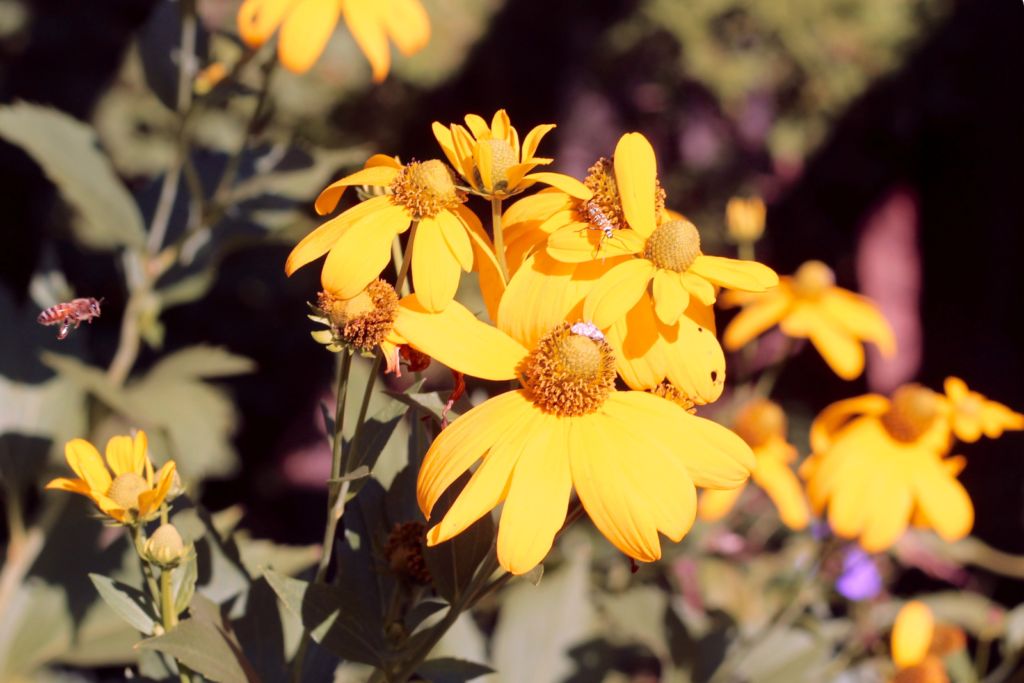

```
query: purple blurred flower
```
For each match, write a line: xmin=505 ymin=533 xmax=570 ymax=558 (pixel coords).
xmin=836 ymin=548 xmax=883 ymax=601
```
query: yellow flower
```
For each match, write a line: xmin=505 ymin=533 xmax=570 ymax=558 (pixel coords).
xmin=285 ymin=155 xmax=504 ymax=315
xmin=722 ymin=260 xmax=896 ymax=380
xmin=943 ymin=377 xmax=1023 ymax=443
xmin=432 ymin=110 xmax=590 ymax=201
xmin=392 ymin=296 xmax=756 ymax=574
xmin=801 ymin=385 xmax=972 ymax=552
xmin=698 ymin=399 xmax=810 ymax=530
xmin=892 ymin=601 xmax=934 ymax=668
xmin=45 ymin=432 xmax=177 ymax=526
xmin=725 ymin=195 xmax=767 ymax=243
xmin=237 ymin=0 xmax=430 ymax=79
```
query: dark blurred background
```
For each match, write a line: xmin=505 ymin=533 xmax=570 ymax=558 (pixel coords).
xmin=0 ymin=0 xmax=1020 ymax=606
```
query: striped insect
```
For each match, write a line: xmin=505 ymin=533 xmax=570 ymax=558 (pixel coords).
xmin=578 ymin=201 xmax=625 ymax=262
xmin=37 ymin=297 xmax=103 ymax=340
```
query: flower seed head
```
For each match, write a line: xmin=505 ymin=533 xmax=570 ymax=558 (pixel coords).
xmin=526 ymin=322 xmax=617 ymax=417
xmin=793 ymin=260 xmax=836 ymax=297
xmin=644 ymin=219 xmax=702 ymax=273
xmin=318 ymin=280 xmax=399 ymax=352
xmin=106 ymin=472 xmax=148 ymax=511
xmin=384 ymin=521 xmax=431 ymax=585
xmin=391 ymin=160 xmax=466 ymax=218
xmin=882 ymin=384 xmax=940 ymax=443
xmin=734 ymin=399 xmax=787 ymax=448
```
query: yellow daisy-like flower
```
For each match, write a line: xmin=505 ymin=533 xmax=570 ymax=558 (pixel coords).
xmin=892 ymin=601 xmax=935 ymax=669
xmin=943 ymin=377 xmax=1023 ymax=443
xmin=45 ymin=432 xmax=177 ymax=526
xmin=391 ymin=296 xmax=756 ymax=574
xmin=432 ymin=110 xmax=590 ymax=201
xmin=285 ymin=155 xmax=504 ymax=315
xmin=698 ymin=399 xmax=810 ymax=530
xmin=722 ymin=260 xmax=896 ymax=381
xmin=237 ymin=0 xmax=430 ymax=79
xmin=800 ymin=384 xmax=972 ymax=553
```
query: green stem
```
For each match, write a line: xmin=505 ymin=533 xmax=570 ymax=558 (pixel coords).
xmin=130 ymin=526 xmax=162 ymax=606
xmin=491 ymin=198 xmax=509 ymax=285
xmin=737 ymin=240 xmax=755 ymax=262
xmin=392 ymin=235 xmax=411 ymax=297
xmin=160 ymin=567 xmax=177 ymax=630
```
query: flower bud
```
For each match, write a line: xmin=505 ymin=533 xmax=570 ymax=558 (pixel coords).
xmin=726 ymin=196 xmax=766 ymax=243
xmin=144 ymin=524 xmax=189 ymax=568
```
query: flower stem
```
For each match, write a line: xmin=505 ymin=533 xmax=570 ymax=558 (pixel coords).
xmin=130 ymin=525 xmax=162 ymax=606
xmin=491 ymin=198 xmax=509 ymax=285
xmin=160 ymin=566 xmax=177 ymax=630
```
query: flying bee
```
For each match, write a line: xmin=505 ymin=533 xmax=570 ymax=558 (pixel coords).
xmin=37 ymin=297 xmax=104 ymax=340
xmin=578 ymin=201 xmax=626 ymax=262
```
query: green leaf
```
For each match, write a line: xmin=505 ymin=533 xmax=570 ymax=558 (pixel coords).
xmin=423 ymin=471 xmax=495 ymax=603
xmin=159 ymin=269 xmax=218 ymax=310
xmin=145 ymin=345 xmax=257 ymax=381
xmin=405 ymin=601 xmax=447 ymax=632
xmin=416 ymin=657 xmax=494 ymax=683
xmin=263 ymin=570 xmax=386 ymax=667
xmin=231 ymin=577 xmax=288 ymax=683
xmin=173 ymin=554 xmax=199 ymax=616
xmin=89 ymin=574 xmax=157 ymax=635
xmin=523 ymin=564 xmax=544 ymax=587
xmin=233 ymin=531 xmax=319 ymax=579
xmin=0 ymin=101 xmax=145 ymax=249
xmin=136 ymin=617 xmax=257 ymax=683
xmin=326 ymin=465 xmax=370 ymax=487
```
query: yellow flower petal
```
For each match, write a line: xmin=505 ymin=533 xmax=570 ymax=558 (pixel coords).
xmin=981 ymin=402 xmax=1024 ymax=437
xmin=679 ymin=271 xmax=716 ymax=306
xmin=411 ymin=217 xmax=462 ymax=312
xmin=96 ymin=495 xmax=128 ymax=523
xmin=139 ymin=461 xmax=176 ymax=518
xmin=689 ymin=255 xmax=775 ymax=292
xmin=315 ymin=166 xmax=399 ymax=216
xmin=503 ymin=189 xmax=573 ymax=226
xmin=45 ymin=477 xmax=92 ymax=495
xmin=451 ymin=125 xmax=478 ymax=189
xmin=606 ymin=293 xmax=665 ymax=390
xmin=722 ymin=288 xmax=792 ymax=351
xmin=567 ymin=413 xmax=661 ymax=562
xmin=427 ymin=404 xmax=545 ymax=547
xmin=321 ymin=201 xmax=409 ymax=298
xmin=464 ymin=114 xmax=490 ymax=139
xmin=547 ymin=224 xmax=644 ymax=263
xmin=782 ymin=303 xmax=865 ymax=380
xmin=944 ymin=377 xmax=969 ymax=403
xmin=893 ymin=601 xmax=934 ymax=669
xmin=473 ymin=139 xmax=494 ymax=193
xmin=810 ymin=394 xmax=890 ymax=454
xmin=490 ymin=110 xmax=511 ymax=144
xmin=381 ymin=0 xmax=430 ymax=56
xmin=584 ymin=259 xmax=656 ymax=330
xmin=652 ymin=270 xmax=689 ymax=325
xmin=660 ymin=304 xmax=726 ymax=405
xmin=287 ymin=196 xmax=394 ymax=276
xmin=952 ymin=413 xmax=982 ymax=443
xmin=341 ymin=0 xmax=390 ymax=82
xmin=497 ymin=252 xmax=576 ymax=350
xmin=753 ymin=455 xmax=809 ymax=531
xmin=418 ymin=390 xmax=533 ymax=516
xmin=65 ymin=438 xmax=111 ymax=495
xmin=435 ymin=210 xmax=473 ymax=271
xmin=697 ymin=486 xmax=745 ymax=522
xmin=237 ymin=0 xmax=298 ymax=48
xmin=432 ymin=122 xmax=461 ymax=170
xmin=522 ymin=124 xmax=556 ymax=162
xmin=497 ymin=414 xmax=573 ymax=574
xmin=132 ymin=431 xmax=148 ymax=477
xmin=458 ymin=205 xmax=504 ymax=321
xmin=278 ymin=0 xmax=342 ymax=74
xmin=521 ymin=173 xmax=593 ymax=200
xmin=613 ymin=133 xmax=657 ymax=238
xmin=828 ymin=450 xmax=876 ymax=540
xmin=396 ymin=296 xmax=528 ymax=380
xmin=913 ymin=456 xmax=973 ymax=543
xmin=820 ymin=289 xmax=896 ymax=357
xmin=105 ymin=435 xmax=136 ymax=478
xmin=858 ymin=462 xmax=912 ymax=552
xmin=504 ymin=162 xmax=542 ymax=191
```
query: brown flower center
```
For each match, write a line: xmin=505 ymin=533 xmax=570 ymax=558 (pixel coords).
xmin=892 ymin=655 xmax=948 ymax=683
xmin=391 ymin=160 xmax=466 ymax=219
xmin=649 ymin=382 xmax=697 ymax=413
xmin=928 ymin=623 xmax=966 ymax=657
xmin=881 ymin=384 xmax=940 ymax=443
xmin=643 ymin=219 xmax=701 ymax=273
xmin=793 ymin=260 xmax=835 ymax=297
xmin=384 ymin=521 xmax=431 ymax=585
xmin=581 ymin=157 xmax=667 ymax=232
xmin=473 ymin=138 xmax=518 ymax=193
xmin=734 ymin=399 xmax=787 ymax=449
xmin=318 ymin=279 xmax=399 ymax=352
xmin=526 ymin=322 xmax=617 ymax=417
xmin=106 ymin=472 xmax=148 ymax=510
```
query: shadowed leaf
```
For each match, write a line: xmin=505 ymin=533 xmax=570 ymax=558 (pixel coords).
xmin=89 ymin=574 xmax=157 ymax=635
xmin=423 ymin=471 xmax=495 ymax=604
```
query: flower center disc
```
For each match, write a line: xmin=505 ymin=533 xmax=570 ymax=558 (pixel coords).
xmin=881 ymin=384 xmax=940 ymax=443
xmin=526 ymin=322 xmax=617 ymax=416
xmin=793 ymin=260 xmax=835 ymax=297
xmin=474 ymin=138 xmax=518 ymax=193
xmin=734 ymin=399 xmax=787 ymax=448
xmin=391 ymin=159 xmax=464 ymax=218
xmin=643 ymin=219 xmax=701 ymax=273
xmin=107 ymin=472 xmax=148 ymax=510
xmin=319 ymin=280 xmax=399 ymax=352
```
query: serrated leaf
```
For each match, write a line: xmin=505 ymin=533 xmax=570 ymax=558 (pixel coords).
xmin=423 ymin=471 xmax=495 ymax=604
xmin=263 ymin=570 xmax=386 ymax=667
xmin=89 ymin=574 xmax=157 ymax=635
xmin=173 ymin=554 xmax=199 ymax=616
xmin=0 ymin=101 xmax=145 ymax=249
xmin=136 ymin=618 xmax=256 ymax=683
xmin=416 ymin=657 xmax=494 ymax=683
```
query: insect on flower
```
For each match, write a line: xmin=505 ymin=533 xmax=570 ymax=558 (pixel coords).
xmin=570 ymin=320 xmax=606 ymax=342
xmin=37 ymin=297 xmax=103 ymax=340
xmin=578 ymin=201 xmax=626 ymax=262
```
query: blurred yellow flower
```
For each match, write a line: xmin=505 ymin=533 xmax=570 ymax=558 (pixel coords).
xmin=393 ymin=296 xmax=755 ymax=574
xmin=285 ymin=155 xmax=503 ymax=314
xmin=699 ymin=399 xmax=810 ymax=530
xmin=892 ymin=601 xmax=934 ymax=668
xmin=943 ymin=376 xmax=1023 ymax=443
xmin=46 ymin=432 xmax=177 ymax=526
xmin=432 ymin=110 xmax=587 ymax=201
xmin=889 ymin=655 xmax=948 ymax=683
xmin=237 ymin=0 xmax=430 ymax=79
xmin=801 ymin=384 xmax=972 ymax=552
xmin=722 ymin=260 xmax=896 ymax=380
xmin=725 ymin=195 xmax=766 ymax=243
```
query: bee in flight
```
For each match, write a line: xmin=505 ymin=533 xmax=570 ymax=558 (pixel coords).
xmin=579 ymin=201 xmax=626 ymax=262
xmin=37 ymin=297 xmax=104 ymax=340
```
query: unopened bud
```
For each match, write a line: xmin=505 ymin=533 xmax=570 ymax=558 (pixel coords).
xmin=144 ymin=524 xmax=188 ymax=568
xmin=726 ymin=196 xmax=766 ymax=243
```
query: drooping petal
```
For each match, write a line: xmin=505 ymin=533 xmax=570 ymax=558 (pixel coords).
xmin=913 ymin=456 xmax=974 ymax=543
xmin=381 ymin=0 xmax=430 ymax=56
xmin=315 ymin=167 xmax=399 ymax=216
xmin=782 ymin=304 xmax=865 ymax=380
xmin=606 ymin=293 xmax=665 ymax=390
xmin=498 ymin=251 xmax=576 ymax=350
xmin=522 ymin=124 xmax=555 ymax=161
xmin=952 ymin=413 xmax=982 ymax=443
xmin=138 ymin=462 xmax=177 ymax=518
xmin=432 ymin=122 xmax=461 ymax=170
xmin=458 ymin=205 xmax=505 ymax=320
xmin=804 ymin=417 xmax=882 ymax=512
xmin=65 ymin=438 xmax=111 ymax=494
xmin=722 ymin=288 xmax=792 ymax=351
xmin=287 ymin=196 xmax=394 ymax=275
xmin=341 ymin=0 xmax=390 ymax=82
xmin=237 ymin=0 xmax=298 ymax=47
xmin=689 ymin=255 xmax=776 ymax=292
xmin=613 ymin=133 xmax=657 ymax=238
xmin=521 ymin=173 xmax=593 ymax=201
xmin=752 ymin=455 xmax=809 ymax=531
xmin=435 ymin=209 xmax=473 ymax=271
xmin=427 ymin=404 xmax=545 ymax=546
xmin=584 ymin=259 xmax=657 ymax=330
xmin=652 ymin=270 xmax=689 ymax=325
xmin=321 ymin=202 xmax=409 ymax=298
xmin=697 ymin=485 xmax=745 ymax=522
xmin=660 ymin=303 xmax=726 ymax=405
xmin=411 ymin=217 xmax=462 ymax=312
xmin=809 ymin=395 xmax=890 ymax=454
xmin=820 ymin=289 xmax=896 ymax=357
xmin=278 ymin=0 xmax=342 ymax=74
xmin=496 ymin=415 xmax=573 ymax=574
xmin=678 ymin=271 xmax=717 ymax=306
xmin=45 ymin=477 xmax=93 ymax=496
xmin=396 ymin=296 xmax=528 ymax=380
xmin=547 ymin=224 xmax=643 ymax=263
xmin=418 ymin=390 xmax=534 ymax=516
